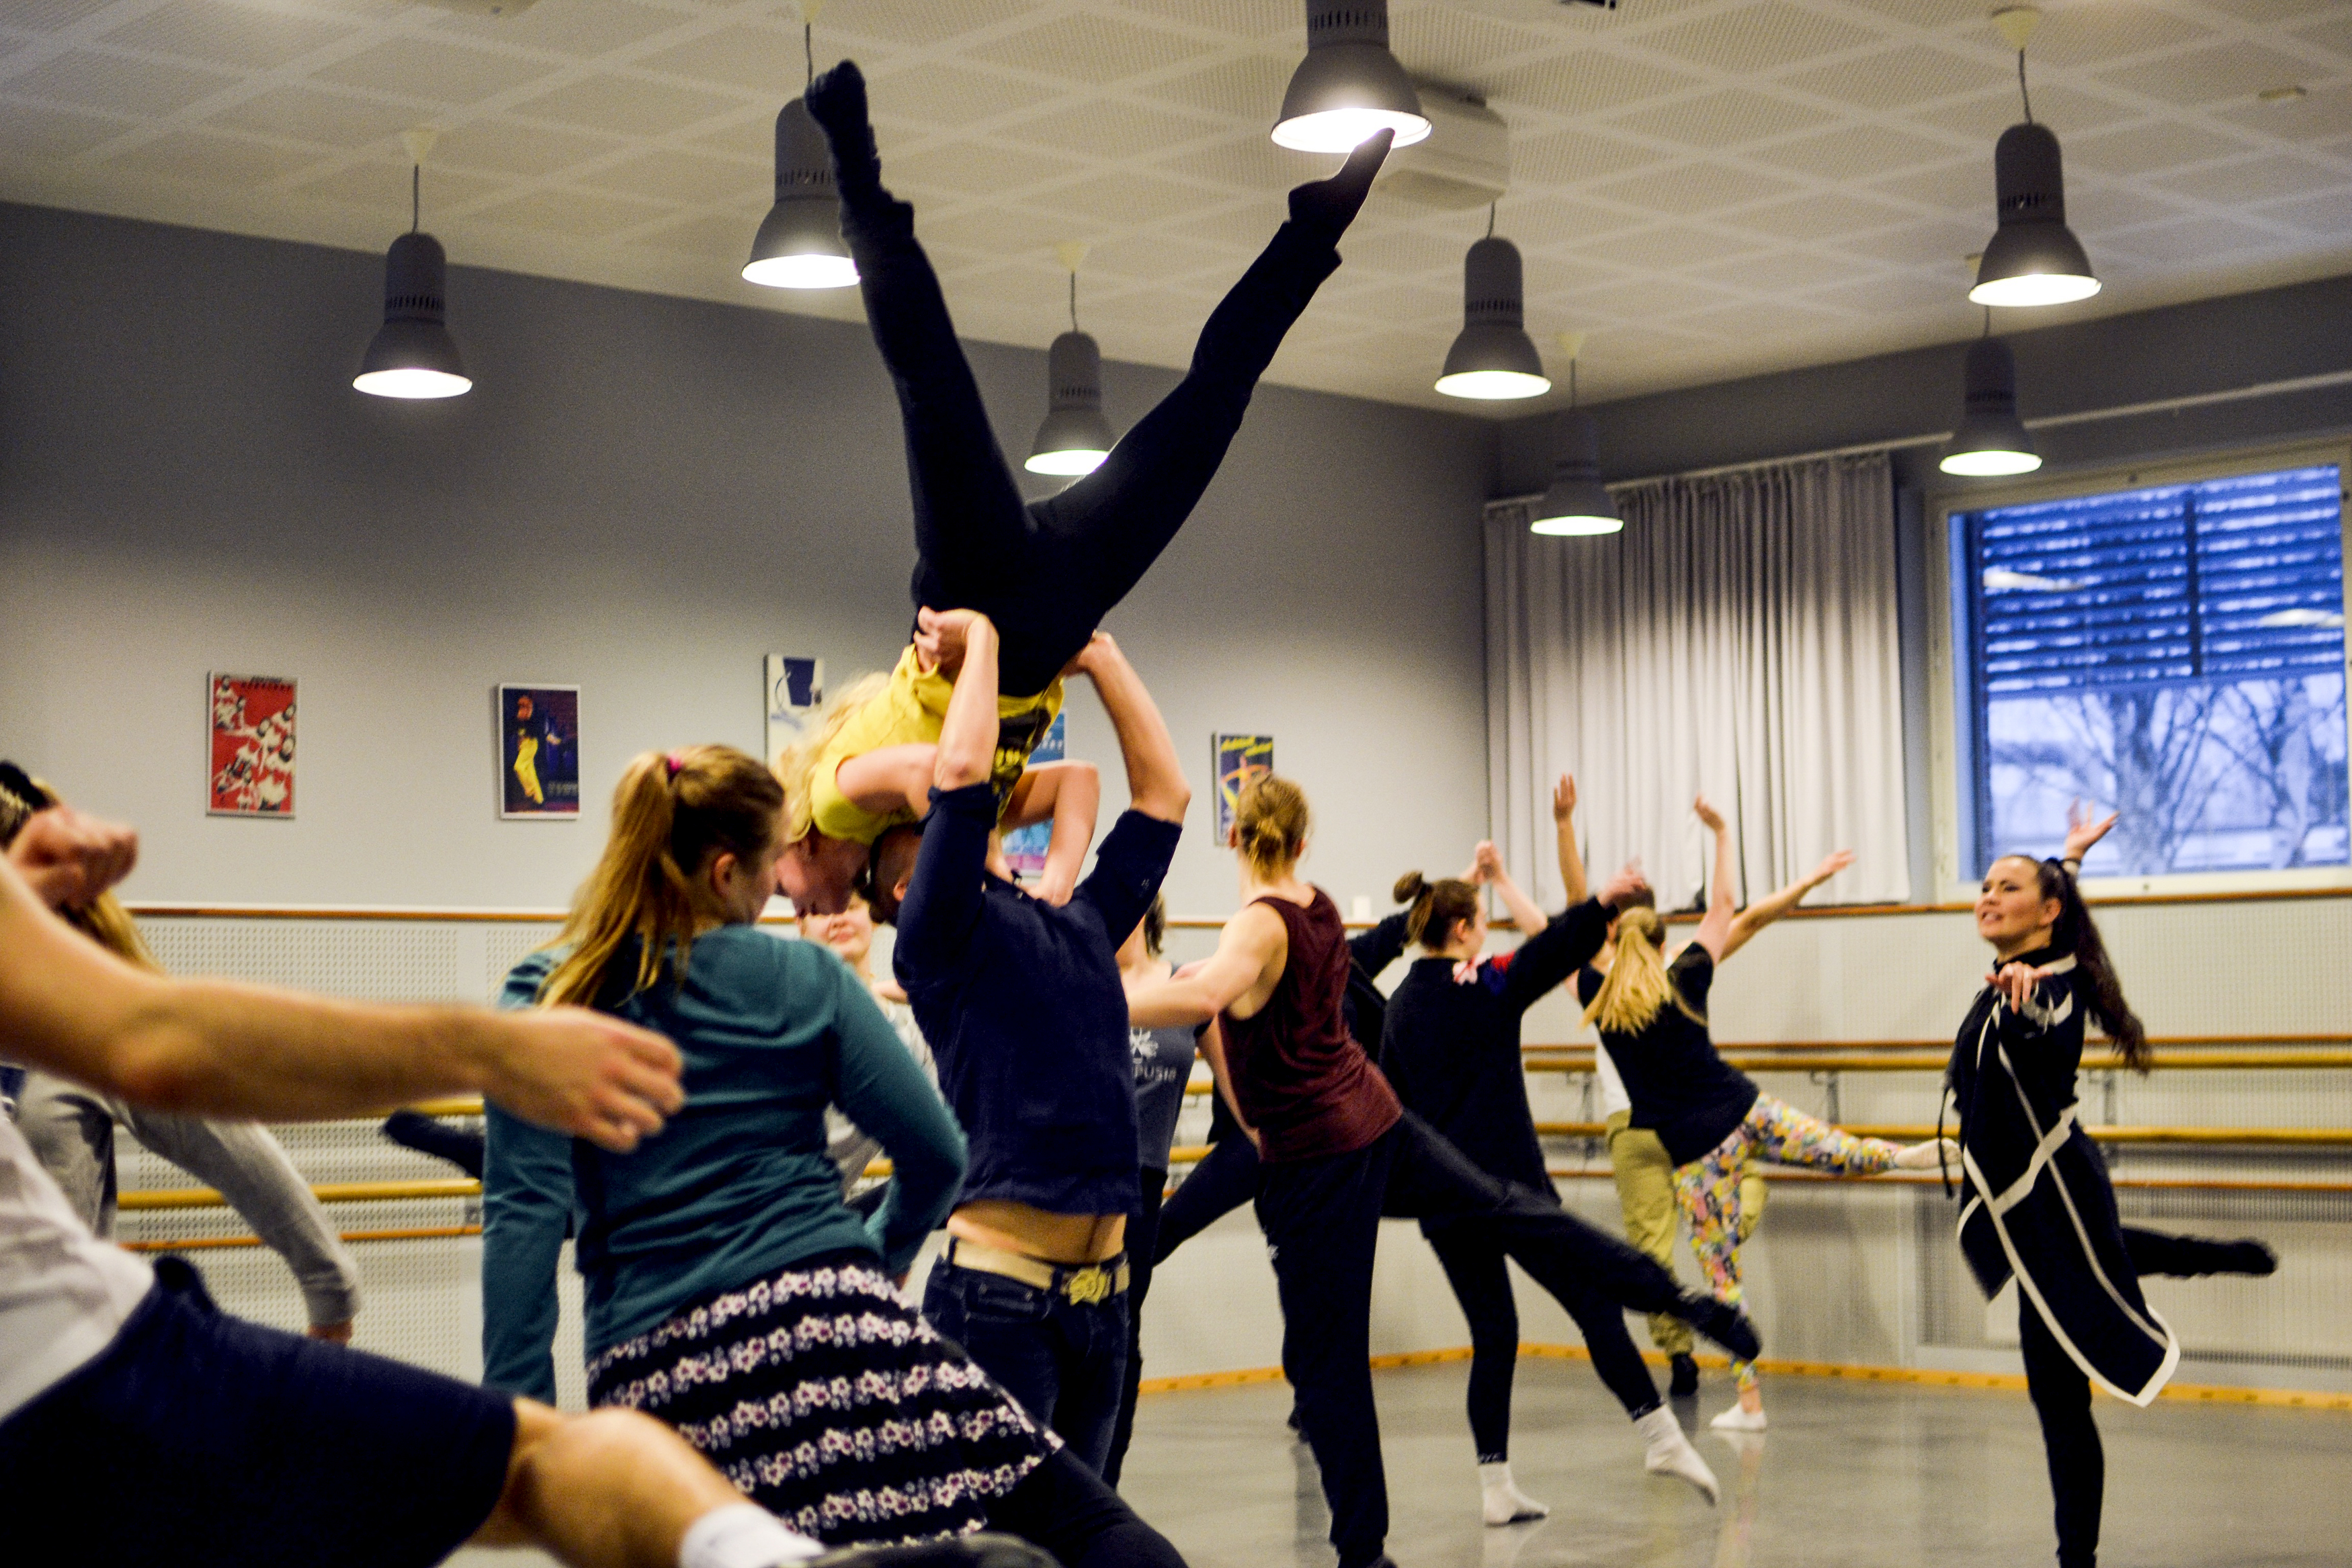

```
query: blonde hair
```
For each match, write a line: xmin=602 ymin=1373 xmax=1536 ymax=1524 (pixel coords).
xmin=0 ymin=768 xmax=163 ymax=975
xmin=1235 ymin=775 xmax=1310 ymax=880
xmin=773 ymin=670 xmax=891 ymax=842
xmin=1582 ymin=906 xmax=1704 ymax=1035
xmin=540 ymin=746 xmax=783 ymax=1009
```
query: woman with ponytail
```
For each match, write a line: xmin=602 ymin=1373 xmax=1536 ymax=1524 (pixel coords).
xmin=1381 ymin=840 xmax=1720 ymax=1523
xmin=1953 ymin=805 xmax=2274 ymax=1568
xmin=1585 ymin=795 xmax=1951 ymax=1434
xmin=1127 ymin=776 xmax=1759 ymax=1568
xmin=482 ymin=747 xmax=1182 ymax=1567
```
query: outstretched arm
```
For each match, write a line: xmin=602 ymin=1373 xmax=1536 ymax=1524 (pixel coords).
xmin=1554 ymin=774 xmax=1587 ymax=905
xmin=1474 ymin=840 xmax=1547 ymax=937
xmin=2062 ymin=799 xmax=2117 ymax=875
xmin=1127 ymin=903 xmax=1286 ymax=1030
xmin=1075 ymin=633 xmax=1191 ymax=824
xmin=1720 ymin=850 xmax=1853 ymax=962
xmin=1690 ymin=795 xmax=1738 ymax=960
xmin=1001 ymin=760 xmax=1100 ymax=906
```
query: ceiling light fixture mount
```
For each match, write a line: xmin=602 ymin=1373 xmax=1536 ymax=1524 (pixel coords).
xmin=1437 ymin=212 xmax=1550 ymax=401
xmin=354 ymin=128 xmax=472 ymax=400
xmin=1530 ymin=355 xmax=1621 ymax=535
xmin=1273 ymin=0 xmax=1432 ymax=154
xmin=1026 ymin=243 xmax=1118 ymax=478
xmin=1969 ymin=7 xmax=2099 ymax=309
xmin=745 ymin=3 xmax=857 ymax=290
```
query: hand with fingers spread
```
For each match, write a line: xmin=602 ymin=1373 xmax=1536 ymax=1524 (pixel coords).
xmin=1552 ymin=773 xmax=1577 ymax=823
xmin=1692 ymin=793 xmax=1726 ymax=833
xmin=8 ymin=806 xmax=138 ymax=912
xmin=482 ymin=1008 xmax=685 ymax=1153
xmin=1987 ymin=959 xmax=2050 ymax=1014
xmin=1597 ymin=860 xmax=1650 ymax=912
xmin=2063 ymin=799 xmax=2118 ymax=865
xmin=1809 ymin=849 xmax=1855 ymax=887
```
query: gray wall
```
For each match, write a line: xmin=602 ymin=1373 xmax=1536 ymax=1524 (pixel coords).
xmin=0 ymin=202 xmax=1499 ymax=916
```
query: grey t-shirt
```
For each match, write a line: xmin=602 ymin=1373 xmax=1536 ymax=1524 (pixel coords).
xmin=1132 ymin=1024 xmax=1198 ymax=1172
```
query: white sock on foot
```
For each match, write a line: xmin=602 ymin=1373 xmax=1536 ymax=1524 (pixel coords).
xmin=1634 ymin=1407 xmax=1719 ymax=1504
xmin=1710 ymin=1402 xmax=1767 ymax=1432
xmin=1478 ymin=1461 xmax=1549 ymax=1526
xmin=1894 ymin=1137 xmax=1960 ymax=1171
xmin=680 ymin=1503 xmax=825 ymax=1568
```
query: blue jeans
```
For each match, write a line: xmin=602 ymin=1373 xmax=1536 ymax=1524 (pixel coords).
xmin=923 ymin=1257 xmax=1130 ymax=1477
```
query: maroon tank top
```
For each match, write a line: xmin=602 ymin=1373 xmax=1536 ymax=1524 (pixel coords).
xmin=1219 ymin=887 xmax=1402 ymax=1164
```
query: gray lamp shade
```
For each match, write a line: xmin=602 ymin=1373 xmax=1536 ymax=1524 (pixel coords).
xmin=1435 ymin=236 xmax=1549 ymax=400
xmin=1025 ymin=331 xmax=1117 ymax=476
xmin=1529 ymin=410 xmax=1620 ymax=535
xmin=353 ymin=231 xmax=470 ymax=400
xmin=744 ymin=98 xmax=857 ymax=290
xmin=1272 ymin=0 xmax=1431 ymax=153
xmin=1940 ymin=336 xmax=2042 ymax=477
xmin=1970 ymin=122 xmax=2098 ymax=308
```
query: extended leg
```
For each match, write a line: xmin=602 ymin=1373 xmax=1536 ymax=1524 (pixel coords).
xmin=985 ymin=1447 xmax=1187 ymax=1568
xmin=2122 ymin=1225 xmax=2277 ymax=1278
xmin=1152 ymin=1132 xmax=1261 ymax=1264
xmin=1425 ymin=1224 xmax=1520 ymax=1464
xmin=1742 ymin=1092 xmax=1901 ymax=1175
xmin=1675 ymin=1135 xmax=1759 ymax=1397
xmin=2018 ymin=1301 xmax=2104 ymax=1568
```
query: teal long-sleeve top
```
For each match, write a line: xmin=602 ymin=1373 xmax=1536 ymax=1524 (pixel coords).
xmin=481 ymin=927 xmax=966 ymax=1402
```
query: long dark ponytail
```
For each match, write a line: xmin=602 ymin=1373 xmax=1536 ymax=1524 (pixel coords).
xmin=2033 ymin=857 xmax=2149 ymax=1073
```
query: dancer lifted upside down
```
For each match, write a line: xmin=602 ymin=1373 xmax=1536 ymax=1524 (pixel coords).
xmin=1954 ymin=806 xmax=2275 ymax=1568
xmin=1583 ymin=795 xmax=1952 ymax=1434
xmin=1126 ymin=777 xmax=1758 ymax=1568
xmin=773 ymin=58 xmax=1392 ymax=916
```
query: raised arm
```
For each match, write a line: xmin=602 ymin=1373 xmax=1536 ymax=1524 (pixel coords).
xmin=1689 ymin=794 xmax=1738 ymax=961
xmin=1126 ymin=902 xmax=1286 ymax=1030
xmin=929 ymin=607 xmax=1001 ymax=792
xmin=1001 ymin=759 xmax=1100 ymax=906
xmin=1553 ymin=773 xmax=1587 ymax=905
xmin=1074 ymin=632 xmax=1191 ymax=824
xmin=1720 ymin=849 xmax=1853 ymax=962
xmin=2062 ymin=799 xmax=2117 ymax=876
xmin=1501 ymin=861 xmax=1648 ymax=1014
xmin=1474 ymin=840 xmax=1547 ymax=937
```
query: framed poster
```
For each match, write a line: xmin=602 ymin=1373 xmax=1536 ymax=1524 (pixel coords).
xmin=765 ymin=655 xmax=825 ymax=769
xmin=208 ymin=673 xmax=296 ymax=818
xmin=1213 ymin=733 xmax=1273 ymax=843
xmin=1001 ymin=712 xmax=1068 ymax=877
xmin=499 ymin=685 xmax=580 ymax=819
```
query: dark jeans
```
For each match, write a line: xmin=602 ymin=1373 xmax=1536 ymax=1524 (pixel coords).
xmin=1152 ymin=1133 xmax=1261 ymax=1264
xmin=1103 ymin=1169 xmax=1165 ymax=1487
xmin=837 ymin=180 xmax=1343 ymax=695
xmin=986 ymin=1446 xmax=1186 ymax=1568
xmin=925 ymin=1257 xmax=1130 ymax=1477
xmin=1257 ymin=1112 xmax=1689 ymax=1568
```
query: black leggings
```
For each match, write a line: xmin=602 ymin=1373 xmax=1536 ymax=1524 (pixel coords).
xmin=2019 ymin=1226 xmax=2263 ymax=1568
xmin=1101 ymin=1168 xmax=1165 ymax=1487
xmin=837 ymin=181 xmax=1343 ymax=696
xmin=986 ymin=1446 xmax=1185 ymax=1568
xmin=1150 ymin=1133 xmax=1261 ymax=1265
xmin=1257 ymin=1113 xmax=1692 ymax=1568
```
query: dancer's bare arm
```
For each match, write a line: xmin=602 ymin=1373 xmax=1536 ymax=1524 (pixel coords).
xmin=830 ymin=743 xmax=939 ymax=821
xmin=1720 ymin=851 xmax=1853 ymax=961
xmin=1001 ymin=760 xmax=1101 ymax=906
xmin=1691 ymin=795 xmax=1738 ymax=959
xmin=1073 ymin=633 xmax=1191 ymax=825
xmin=931 ymin=611 xmax=1001 ymax=792
xmin=1474 ymin=841 xmax=1547 ymax=937
xmin=1195 ymin=1017 xmax=1257 ymax=1149
xmin=1126 ymin=903 xmax=1286 ymax=1029
xmin=1554 ymin=774 xmax=1587 ymax=904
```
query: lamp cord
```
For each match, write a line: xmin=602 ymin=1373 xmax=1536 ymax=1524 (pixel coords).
xmin=804 ymin=22 xmax=813 ymax=89
xmin=2017 ymin=50 xmax=2033 ymax=124
xmin=411 ymin=164 xmax=419 ymax=233
xmin=1569 ymin=359 xmax=1578 ymax=410
xmin=1068 ymin=271 xmax=1078 ymax=333
xmin=1486 ymin=202 xmax=1495 ymax=239
xmin=1983 ymin=304 xmax=1993 ymax=338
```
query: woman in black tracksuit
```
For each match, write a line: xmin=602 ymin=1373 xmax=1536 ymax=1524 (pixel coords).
xmin=1381 ymin=852 xmax=1720 ymax=1524
xmin=1954 ymin=810 xmax=2273 ymax=1568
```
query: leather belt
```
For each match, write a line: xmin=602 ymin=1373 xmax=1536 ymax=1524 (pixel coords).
xmin=943 ymin=1237 xmax=1130 ymax=1305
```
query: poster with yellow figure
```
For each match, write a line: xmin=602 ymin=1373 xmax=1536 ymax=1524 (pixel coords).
xmin=499 ymin=685 xmax=579 ymax=819
xmin=1214 ymin=734 xmax=1273 ymax=844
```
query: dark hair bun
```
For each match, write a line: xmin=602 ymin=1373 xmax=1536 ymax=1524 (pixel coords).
xmin=1393 ymin=869 xmax=1428 ymax=904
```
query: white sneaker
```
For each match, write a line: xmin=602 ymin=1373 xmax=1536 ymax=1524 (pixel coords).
xmin=1894 ymin=1137 xmax=1960 ymax=1172
xmin=1634 ymin=1407 xmax=1719 ymax=1504
xmin=1478 ymin=1461 xmax=1550 ymax=1526
xmin=1710 ymin=1403 xmax=1767 ymax=1432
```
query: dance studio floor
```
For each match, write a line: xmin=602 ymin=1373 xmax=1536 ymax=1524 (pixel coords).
xmin=451 ymin=1361 xmax=2352 ymax=1567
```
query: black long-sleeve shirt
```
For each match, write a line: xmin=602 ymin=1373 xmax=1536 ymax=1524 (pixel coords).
xmin=1378 ymin=900 xmax=1610 ymax=1192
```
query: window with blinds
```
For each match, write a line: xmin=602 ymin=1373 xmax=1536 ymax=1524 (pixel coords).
xmin=1954 ymin=462 xmax=2349 ymax=877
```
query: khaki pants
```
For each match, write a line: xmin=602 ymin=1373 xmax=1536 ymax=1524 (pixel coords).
xmin=1605 ymin=1110 xmax=1767 ymax=1357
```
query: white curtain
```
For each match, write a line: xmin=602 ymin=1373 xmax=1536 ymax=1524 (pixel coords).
xmin=1484 ymin=451 xmax=1909 ymax=911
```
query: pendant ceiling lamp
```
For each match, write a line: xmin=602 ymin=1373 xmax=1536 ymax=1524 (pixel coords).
xmin=1939 ymin=317 xmax=2041 ymax=477
xmin=1435 ymin=213 xmax=1550 ymax=401
xmin=1970 ymin=7 xmax=2098 ymax=308
xmin=354 ymin=129 xmax=471 ymax=400
xmin=745 ymin=9 xmax=855 ymax=290
xmin=1026 ymin=244 xmax=1118 ymax=478
xmin=1272 ymin=0 xmax=1431 ymax=154
xmin=1529 ymin=345 xmax=1620 ymax=535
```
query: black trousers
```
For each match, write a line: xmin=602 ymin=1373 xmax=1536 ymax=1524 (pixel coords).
xmin=1152 ymin=1133 xmax=1261 ymax=1265
xmin=1257 ymin=1112 xmax=1688 ymax=1568
xmin=986 ymin=1446 xmax=1186 ymax=1568
xmin=1101 ymin=1168 xmax=1165 ymax=1488
xmin=837 ymin=182 xmax=1343 ymax=696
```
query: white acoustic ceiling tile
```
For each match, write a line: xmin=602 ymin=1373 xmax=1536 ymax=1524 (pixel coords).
xmin=2096 ymin=41 xmax=2320 ymax=108
xmin=2111 ymin=212 xmax=2293 ymax=261
xmin=5 ymin=50 xmax=239 ymax=117
xmin=427 ymin=0 xmax=687 ymax=58
xmin=433 ymin=117 xmax=631 ymax=177
xmin=0 ymin=98 xmax=136 ymax=159
xmin=1007 ymin=97 xmax=1228 ymax=161
xmin=1517 ymin=250 xmax=1635 ymax=298
xmin=827 ymin=0 xmax=1051 ymax=50
xmin=1081 ymin=228 xmax=1247 ymax=279
xmin=1136 ymin=52 xmax=1292 ymax=122
xmin=1824 ymin=0 xmax=1990 ymax=23
xmin=867 ymin=62 xmax=1052 ymax=128
xmin=2294 ymin=14 xmax=2352 ymax=60
xmin=1779 ymin=44 xmax=2011 ymax=112
xmin=2253 ymin=187 xmax=2352 ymax=234
xmin=632 ymin=24 xmax=812 ymax=94
xmin=919 ymin=199 xmax=1078 ymax=253
xmin=1483 ymin=50 xmax=1710 ymax=116
xmin=2210 ymin=0 xmax=2346 ymax=19
xmin=512 ymin=76 xmax=749 ymax=138
xmin=101 ymin=127 xmax=326 ymax=185
xmin=469 ymin=185 xmax=680 ymax=239
xmin=2150 ymin=151 xmax=2351 ymax=204
xmin=1854 ymin=214 xmax=1988 ymax=265
xmin=1171 ymin=198 xmax=1308 ymax=248
xmin=2064 ymin=181 xmax=2199 ymax=230
xmin=2215 ymin=82 xmax=2352 ymax=144
xmin=1587 ymin=160 xmax=1805 ymax=216
xmin=1163 ymin=128 xmax=1304 ymax=192
xmin=1111 ymin=1 xmax=1301 ymax=40
xmin=1034 ymin=167 xmax=1243 ymax=223
xmin=1742 ymin=189 xmax=1936 ymax=244
xmin=2065 ymin=118 xmax=2264 ymax=176
xmin=1865 ymin=156 xmax=1992 ymax=213
xmin=970 ymin=11 xmax=1223 ymax=86
xmin=205 ymin=84 xmax=424 ymax=146
xmin=1333 ymin=279 xmax=1464 ymax=324
xmin=294 ymin=159 xmax=510 ymax=216
xmin=1506 ymin=192 xmax=1650 ymax=243
xmin=1593 ymin=222 xmax=1765 ymax=270
xmin=683 ymin=112 xmax=784 ymax=163
xmin=1905 ymin=79 xmax=2144 ymax=140
xmin=1330 ymin=222 xmax=1470 ymax=274
xmin=888 ymin=139 xmax=1093 ymax=198
xmin=1634 ymin=1 xmax=1884 ymax=76
xmin=1603 ymin=86 xmax=1838 ymax=148
xmin=1798 ymin=269 xmax=1968 ymax=315
xmin=1742 ymin=122 xmax=1965 ymax=181
xmin=1562 ymin=273 xmax=1746 ymax=319
xmin=1674 ymin=297 xmax=1853 ymax=339
xmin=1512 ymin=126 xmax=1673 ymax=184
xmin=1390 ymin=6 xmax=1568 ymax=77
xmin=575 ymin=146 xmax=767 ymax=204
xmin=313 ymin=37 xmax=565 ymax=107
xmin=5 ymin=0 xmax=116 ymax=28
xmin=2029 ymin=5 xmax=2218 ymax=70
xmin=1574 ymin=323 xmax=1718 ymax=361
xmin=98 ymin=1 xmax=362 ymax=71
xmin=635 ymin=210 xmax=763 ymax=259
xmin=1683 ymin=245 xmax=1864 ymax=292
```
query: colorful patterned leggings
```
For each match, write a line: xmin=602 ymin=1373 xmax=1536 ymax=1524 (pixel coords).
xmin=1674 ymin=1094 xmax=1901 ymax=1390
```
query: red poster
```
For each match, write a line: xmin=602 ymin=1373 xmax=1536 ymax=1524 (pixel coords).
xmin=209 ymin=673 xmax=296 ymax=818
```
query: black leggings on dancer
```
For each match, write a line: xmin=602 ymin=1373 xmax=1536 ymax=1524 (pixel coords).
xmin=990 ymin=1448 xmax=1184 ymax=1568
xmin=2023 ymin=1226 xmax=2273 ymax=1568
xmin=1258 ymin=1110 xmax=1750 ymax=1568
xmin=809 ymin=62 xmax=1388 ymax=696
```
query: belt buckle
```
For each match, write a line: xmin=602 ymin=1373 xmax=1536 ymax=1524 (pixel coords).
xmin=1064 ymin=1264 xmax=1111 ymax=1305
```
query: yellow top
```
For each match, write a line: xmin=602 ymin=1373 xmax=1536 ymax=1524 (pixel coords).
xmin=807 ymin=645 xmax=1065 ymax=845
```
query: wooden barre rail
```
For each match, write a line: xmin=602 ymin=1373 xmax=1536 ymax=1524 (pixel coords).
xmin=1534 ymin=1121 xmax=2352 ymax=1146
xmin=1525 ymin=1051 xmax=2352 ymax=1073
xmin=1531 ymin=1034 xmax=2352 ymax=1052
